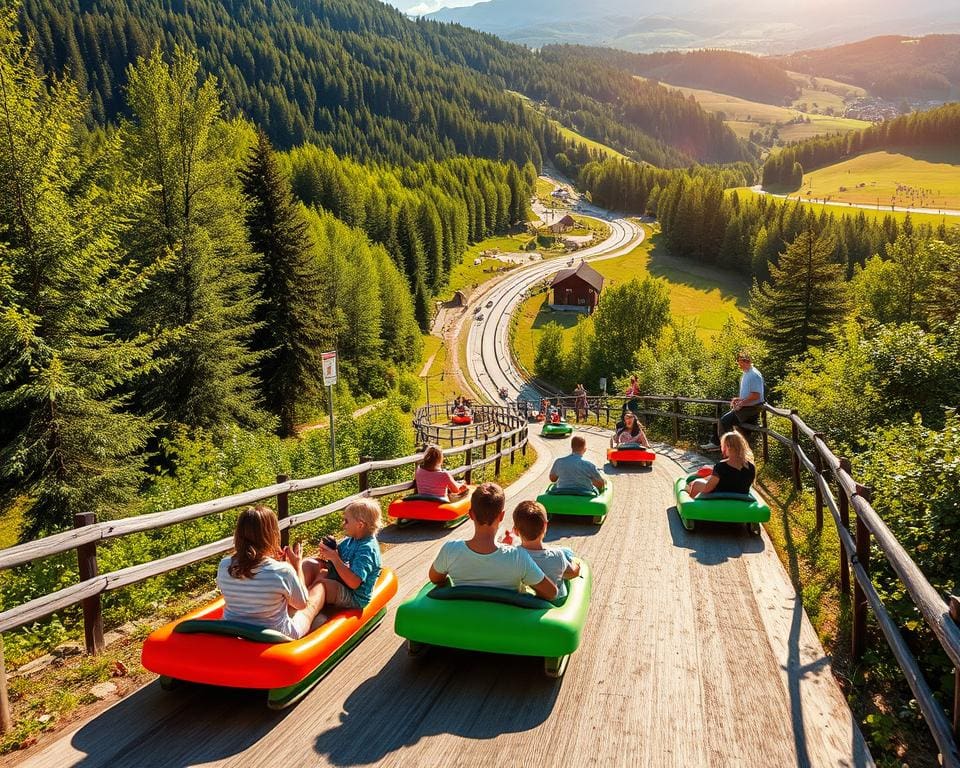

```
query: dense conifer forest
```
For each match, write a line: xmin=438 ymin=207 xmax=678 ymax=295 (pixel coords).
xmin=17 ymin=0 xmax=748 ymax=167
xmin=553 ymin=46 xmax=800 ymax=105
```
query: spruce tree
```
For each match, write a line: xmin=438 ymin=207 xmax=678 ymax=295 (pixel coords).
xmin=0 ymin=13 xmax=158 ymax=537
xmin=122 ymin=46 xmax=264 ymax=431
xmin=747 ymin=230 xmax=848 ymax=376
xmin=240 ymin=129 xmax=335 ymax=436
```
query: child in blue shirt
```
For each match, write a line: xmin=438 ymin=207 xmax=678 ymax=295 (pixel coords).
xmin=305 ymin=498 xmax=382 ymax=611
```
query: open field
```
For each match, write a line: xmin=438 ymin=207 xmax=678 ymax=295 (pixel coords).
xmin=799 ymin=149 xmax=960 ymax=211
xmin=778 ymin=114 xmax=871 ymax=141
xmin=654 ymin=79 xmax=868 ymax=142
xmin=512 ymin=230 xmax=747 ymax=371
xmin=786 ymin=70 xmax=866 ymax=115
xmin=730 ymin=187 xmax=960 ymax=228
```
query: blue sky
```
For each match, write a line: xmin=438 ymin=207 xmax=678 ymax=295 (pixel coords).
xmin=382 ymin=0 xmax=477 ymax=15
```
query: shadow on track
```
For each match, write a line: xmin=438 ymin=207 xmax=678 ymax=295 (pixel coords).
xmin=65 ymin=680 xmax=291 ymax=768
xmin=665 ymin=506 xmax=765 ymax=565
xmin=313 ymin=644 xmax=561 ymax=766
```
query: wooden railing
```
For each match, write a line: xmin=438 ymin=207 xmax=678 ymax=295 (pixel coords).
xmin=0 ymin=405 xmax=529 ymax=731
xmin=538 ymin=392 xmax=960 ymax=766
xmin=413 ymin=402 xmax=522 ymax=446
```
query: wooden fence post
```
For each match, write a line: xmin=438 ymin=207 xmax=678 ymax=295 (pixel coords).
xmin=760 ymin=409 xmax=769 ymax=462
xmin=510 ymin=432 xmax=516 ymax=465
xmin=521 ymin=426 xmax=527 ymax=457
xmin=0 ymin=636 xmax=10 ymax=733
xmin=950 ymin=595 xmax=960 ymax=742
xmin=495 ymin=435 xmax=503 ymax=477
xmin=852 ymin=485 xmax=873 ymax=664
xmin=276 ymin=474 xmax=290 ymax=548
xmin=813 ymin=433 xmax=826 ymax=531
xmin=838 ymin=457 xmax=851 ymax=597
xmin=672 ymin=395 xmax=680 ymax=443
xmin=464 ymin=444 xmax=473 ymax=485
xmin=358 ymin=456 xmax=371 ymax=494
xmin=790 ymin=412 xmax=802 ymax=491
xmin=74 ymin=513 xmax=104 ymax=655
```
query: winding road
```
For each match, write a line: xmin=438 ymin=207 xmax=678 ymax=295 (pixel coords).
xmin=466 ymin=201 xmax=644 ymax=405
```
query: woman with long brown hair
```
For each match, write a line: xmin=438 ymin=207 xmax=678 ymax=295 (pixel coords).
xmin=216 ymin=505 xmax=326 ymax=638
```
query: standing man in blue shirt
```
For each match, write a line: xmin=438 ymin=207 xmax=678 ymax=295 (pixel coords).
xmin=701 ymin=351 xmax=764 ymax=451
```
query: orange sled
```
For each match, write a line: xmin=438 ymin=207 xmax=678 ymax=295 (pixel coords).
xmin=388 ymin=488 xmax=474 ymax=525
xmin=607 ymin=445 xmax=656 ymax=468
xmin=142 ymin=568 xmax=398 ymax=709
xmin=451 ymin=414 xmax=473 ymax=425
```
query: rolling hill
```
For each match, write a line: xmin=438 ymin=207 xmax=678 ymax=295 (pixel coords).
xmin=18 ymin=0 xmax=746 ymax=167
xmin=426 ymin=0 xmax=958 ymax=55
xmin=774 ymin=34 xmax=960 ymax=99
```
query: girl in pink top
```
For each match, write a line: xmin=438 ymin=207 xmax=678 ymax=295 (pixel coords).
xmin=414 ymin=445 xmax=468 ymax=500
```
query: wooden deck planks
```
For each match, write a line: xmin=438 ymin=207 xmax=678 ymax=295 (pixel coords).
xmin=18 ymin=431 xmax=871 ymax=768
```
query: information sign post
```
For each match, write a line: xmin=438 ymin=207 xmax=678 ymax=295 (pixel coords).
xmin=322 ymin=351 xmax=338 ymax=469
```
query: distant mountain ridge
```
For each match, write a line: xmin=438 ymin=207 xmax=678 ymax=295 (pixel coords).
xmin=773 ymin=35 xmax=960 ymax=99
xmin=426 ymin=0 xmax=959 ymax=55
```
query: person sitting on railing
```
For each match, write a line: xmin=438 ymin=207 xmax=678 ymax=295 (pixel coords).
xmin=429 ymin=483 xmax=558 ymax=600
xmin=216 ymin=505 xmax=326 ymax=639
xmin=611 ymin=411 xmax=650 ymax=448
xmin=415 ymin=445 xmax=468 ymax=501
xmin=701 ymin=351 xmax=764 ymax=451
xmin=550 ymin=435 xmax=605 ymax=495
xmin=686 ymin=431 xmax=755 ymax=499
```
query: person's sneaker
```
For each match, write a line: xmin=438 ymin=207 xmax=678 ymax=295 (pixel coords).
xmin=699 ymin=441 xmax=720 ymax=451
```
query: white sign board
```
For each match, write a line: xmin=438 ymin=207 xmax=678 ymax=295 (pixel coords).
xmin=599 ymin=377 xmax=607 ymax=392
xmin=322 ymin=351 xmax=338 ymax=386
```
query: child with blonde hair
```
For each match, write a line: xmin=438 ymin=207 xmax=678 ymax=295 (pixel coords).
xmin=308 ymin=498 xmax=383 ymax=612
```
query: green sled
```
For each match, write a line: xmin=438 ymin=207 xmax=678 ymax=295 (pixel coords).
xmin=536 ymin=479 xmax=613 ymax=525
xmin=541 ymin=421 xmax=573 ymax=438
xmin=673 ymin=474 xmax=770 ymax=535
xmin=394 ymin=560 xmax=592 ymax=678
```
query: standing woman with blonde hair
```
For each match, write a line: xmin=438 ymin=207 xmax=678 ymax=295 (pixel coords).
xmin=686 ymin=431 xmax=755 ymax=499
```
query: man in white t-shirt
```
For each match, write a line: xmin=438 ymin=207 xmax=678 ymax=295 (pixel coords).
xmin=429 ymin=482 xmax=558 ymax=600
xmin=701 ymin=351 xmax=765 ymax=450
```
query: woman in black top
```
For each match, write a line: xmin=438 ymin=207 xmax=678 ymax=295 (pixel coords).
xmin=686 ymin=431 xmax=755 ymax=498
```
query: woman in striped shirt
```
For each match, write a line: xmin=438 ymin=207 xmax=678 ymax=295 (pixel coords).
xmin=216 ymin=506 xmax=326 ymax=639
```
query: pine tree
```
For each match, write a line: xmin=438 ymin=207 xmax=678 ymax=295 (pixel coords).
xmin=747 ymin=230 xmax=849 ymax=376
xmin=0 ymin=13 xmax=158 ymax=537
xmin=240 ymin=129 xmax=335 ymax=436
xmin=534 ymin=323 xmax=566 ymax=385
xmin=122 ymin=46 xmax=264 ymax=431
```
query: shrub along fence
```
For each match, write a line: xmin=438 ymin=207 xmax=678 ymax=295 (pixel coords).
xmin=0 ymin=405 xmax=529 ymax=733
xmin=537 ymin=392 xmax=960 ymax=766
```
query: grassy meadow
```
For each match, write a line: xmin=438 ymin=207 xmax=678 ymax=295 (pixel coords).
xmin=730 ymin=187 xmax=960 ymax=228
xmin=653 ymin=78 xmax=868 ymax=142
xmin=799 ymin=149 xmax=960 ymax=211
xmin=512 ymin=227 xmax=747 ymax=371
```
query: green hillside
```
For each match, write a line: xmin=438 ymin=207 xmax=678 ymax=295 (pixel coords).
xmin=18 ymin=0 xmax=747 ymax=168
